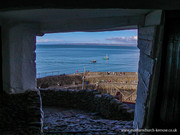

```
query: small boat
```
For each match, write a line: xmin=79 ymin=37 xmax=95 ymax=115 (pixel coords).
xmin=103 ymin=54 xmax=109 ymax=60
xmin=91 ymin=60 xmax=96 ymax=63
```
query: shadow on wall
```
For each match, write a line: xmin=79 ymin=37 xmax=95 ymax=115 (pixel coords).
xmin=0 ymin=90 xmax=43 ymax=134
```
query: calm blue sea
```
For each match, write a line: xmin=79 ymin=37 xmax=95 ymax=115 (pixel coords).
xmin=36 ymin=44 xmax=139 ymax=78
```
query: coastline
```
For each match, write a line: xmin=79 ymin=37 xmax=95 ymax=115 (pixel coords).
xmin=37 ymin=72 xmax=138 ymax=103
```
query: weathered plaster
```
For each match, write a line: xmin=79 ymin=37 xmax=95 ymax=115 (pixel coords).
xmin=2 ymin=23 xmax=39 ymax=93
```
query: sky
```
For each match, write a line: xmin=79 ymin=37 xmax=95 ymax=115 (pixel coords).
xmin=36 ymin=29 xmax=137 ymax=46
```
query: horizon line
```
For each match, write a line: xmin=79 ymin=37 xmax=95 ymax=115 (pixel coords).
xmin=36 ymin=42 xmax=137 ymax=47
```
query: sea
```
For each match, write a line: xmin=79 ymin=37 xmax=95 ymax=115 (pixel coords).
xmin=36 ymin=44 xmax=139 ymax=78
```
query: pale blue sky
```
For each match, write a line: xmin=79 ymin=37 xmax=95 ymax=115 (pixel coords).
xmin=36 ymin=29 xmax=137 ymax=46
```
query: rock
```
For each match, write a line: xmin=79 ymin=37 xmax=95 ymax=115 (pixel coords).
xmin=90 ymin=112 xmax=100 ymax=116
xmin=125 ymin=121 xmax=133 ymax=126
xmin=44 ymin=126 xmax=48 ymax=130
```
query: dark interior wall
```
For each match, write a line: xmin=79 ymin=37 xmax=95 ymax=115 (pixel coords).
xmin=0 ymin=0 xmax=180 ymax=10
xmin=153 ymin=11 xmax=180 ymax=129
xmin=0 ymin=26 xmax=2 ymax=94
xmin=0 ymin=90 xmax=43 ymax=134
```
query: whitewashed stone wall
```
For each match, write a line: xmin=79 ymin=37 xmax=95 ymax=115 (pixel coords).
xmin=135 ymin=26 xmax=156 ymax=128
xmin=2 ymin=23 xmax=38 ymax=93
xmin=134 ymin=10 xmax=164 ymax=129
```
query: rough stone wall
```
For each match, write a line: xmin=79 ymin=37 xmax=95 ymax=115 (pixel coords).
xmin=40 ymin=89 xmax=134 ymax=120
xmin=135 ymin=26 xmax=157 ymax=128
xmin=133 ymin=10 xmax=164 ymax=129
xmin=0 ymin=90 xmax=43 ymax=135
xmin=134 ymin=23 xmax=163 ymax=130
